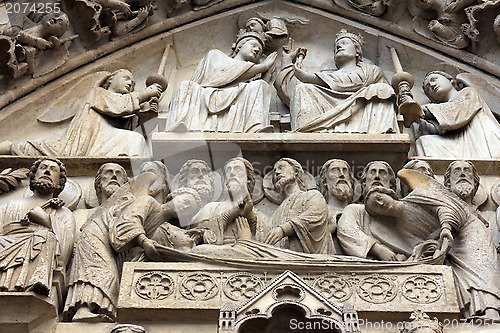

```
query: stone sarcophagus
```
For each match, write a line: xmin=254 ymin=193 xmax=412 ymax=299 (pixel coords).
xmin=118 ymin=262 xmax=459 ymax=322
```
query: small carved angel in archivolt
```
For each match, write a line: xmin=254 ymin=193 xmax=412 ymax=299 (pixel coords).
xmin=408 ymin=0 xmax=477 ymax=49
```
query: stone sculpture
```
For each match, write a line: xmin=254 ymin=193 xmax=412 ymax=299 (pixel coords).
xmin=0 ymin=69 xmax=163 ymax=157
xmin=149 ymin=210 xmax=407 ymax=264
xmin=318 ymin=159 xmax=356 ymax=253
xmin=0 ymin=12 xmax=74 ymax=83
xmin=140 ymin=161 xmax=170 ymax=204
xmin=443 ymin=160 xmax=480 ymax=206
xmin=152 ymin=187 xmax=204 ymax=251
xmin=173 ymin=159 xmax=215 ymax=207
xmin=237 ymin=16 xmax=288 ymax=50
xmin=492 ymin=181 xmax=500 ymax=266
xmin=263 ymin=158 xmax=335 ymax=254
xmin=409 ymin=0 xmax=474 ymax=49
xmin=400 ymin=159 xmax=435 ymax=197
xmin=397 ymin=168 xmax=500 ymax=320
xmin=0 ymin=167 xmax=29 ymax=195
xmin=192 ymin=157 xmax=262 ymax=245
xmin=318 ymin=159 xmax=356 ymax=223
xmin=0 ymin=158 xmax=75 ymax=296
xmin=495 ymin=14 xmax=500 ymax=44
xmin=348 ymin=0 xmax=389 ymax=17
xmin=337 ymin=161 xmax=408 ymax=261
xmin=63 ymin=163 xmax=130 ymax=322
xmin=164 ymin=31 xmax=276 ymax=133
xmin=62 ymin=0 xmax=155 ymax=46
xmin=413 ymin=71 xmax=500 ymax=159
xmin=73 ymin=162 xmax=129 ymax=231
xmin=64 ymin=170 xmax=161 ymax=322
xmin=363 ymin=185 xmax=442 ymax=262
xmin=400 ymin=310 xmax=443 ymax=333
xmin=276 ymin=29 xmax=397 ymax=133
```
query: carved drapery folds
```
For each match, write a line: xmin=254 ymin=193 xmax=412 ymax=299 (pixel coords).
xmin=0 ymin=1 xmax=499 ymax=331
xmin=0 ymin=158 xmax=75 ymax=300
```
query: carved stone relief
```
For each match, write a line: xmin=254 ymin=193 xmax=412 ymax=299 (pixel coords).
xmin=0 ymin=158 xmax=75 ymax=300
xmin=135 ymin=271 xmax=174 ymax=300
xmin=179 ymin=272 xmax=219 ymax=301
xmin=312 ymin=273 xmax=354 ymax=303
xmin=0 ymin=12 xmax=75 ymax=84
xmin=224 ymin=273 xmax=264 ymax=301
xmin=402 ymin=274 xmax=443 ymax=304
xmin=357 ymin=274 xmax=397 ymax=304
xmin=0 ymin=1 xmax=499 ymax=332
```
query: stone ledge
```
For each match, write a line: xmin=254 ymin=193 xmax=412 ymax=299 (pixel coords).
xmin=0 ymin=292 xmax=58 ymax=333
xmin=152 ymin=132 xmax=411 ymax=173
xmin=118 ymin=262 xmax=459 ymax=322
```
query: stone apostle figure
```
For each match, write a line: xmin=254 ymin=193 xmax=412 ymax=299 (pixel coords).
xmin=164 ymin=31 xmax=277 ymax=133
xmin=276 ymin=29 xmax=397 ymax=133
xmin=0 ymin=158 xmax=75 ymax=296
xmin=318 ymin=159 xmax=356 ymax=224
xmin=413 ymin=71 xmax=500 ymax=159
xmin=371 ymin=168 xmax=500 ymax=320
xmin=173 ymin=159 xmax=215 ymax=208
xmin=64 ymin=163 xmax=130 ymax=322
xmin=73 ymin=163 xmax=129 ymax=232
xmin=399 ymin=159 xmax=435 ymax=197
xmin=140 ymin=161 xmax=170 ymax=204
xmin=64 ymin=169 xmax=172 ymax=322
xmin=192 ymin=157 xmax=262 ymax=245
xmin=264 ymin=158 xmax=335 ymax=254
xmin=337 ymin=161 xmax=407 ymax=261
xmin=318 ymin=159 xmax=356 ymax=254
xmin=0 ymin=69 xmax=163 ymax=157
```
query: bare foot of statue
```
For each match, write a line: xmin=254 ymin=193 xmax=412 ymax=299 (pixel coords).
xmin=235 ymin=216 xmax=252 ymax=240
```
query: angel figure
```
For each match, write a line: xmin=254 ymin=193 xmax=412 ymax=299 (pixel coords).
xmin=0 ymin=69 xmax=163 ymax=157
xmin=348 ymin=0 xmax=389 ymax=17
xmin=0 ymin=12 xmax=75 ymax=83
xmin=409 ymin=0 xmax=477 ymax=49
xmin=411 ymin=71 xmax=500 ymax=159
xmin=62 ymin=0 xmax=155 ymax=46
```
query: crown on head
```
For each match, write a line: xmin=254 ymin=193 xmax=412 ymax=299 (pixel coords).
xmin=335 ymin=29 xmax=365 ymax=47
xmin=233 ymin=31 xmax=266 ymax=50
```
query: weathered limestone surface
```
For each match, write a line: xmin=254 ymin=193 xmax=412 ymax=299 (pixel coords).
xmin=0 ymin=1 xmax=498 ymax=333
xmin=118 ymin=262 xmax=459 ymax=320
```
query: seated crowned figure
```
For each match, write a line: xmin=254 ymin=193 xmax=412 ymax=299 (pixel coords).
xmin=276 ymin=29 xmax=397 ymax=133
xmin=164 ymin=31 xmax=277 ymax=133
